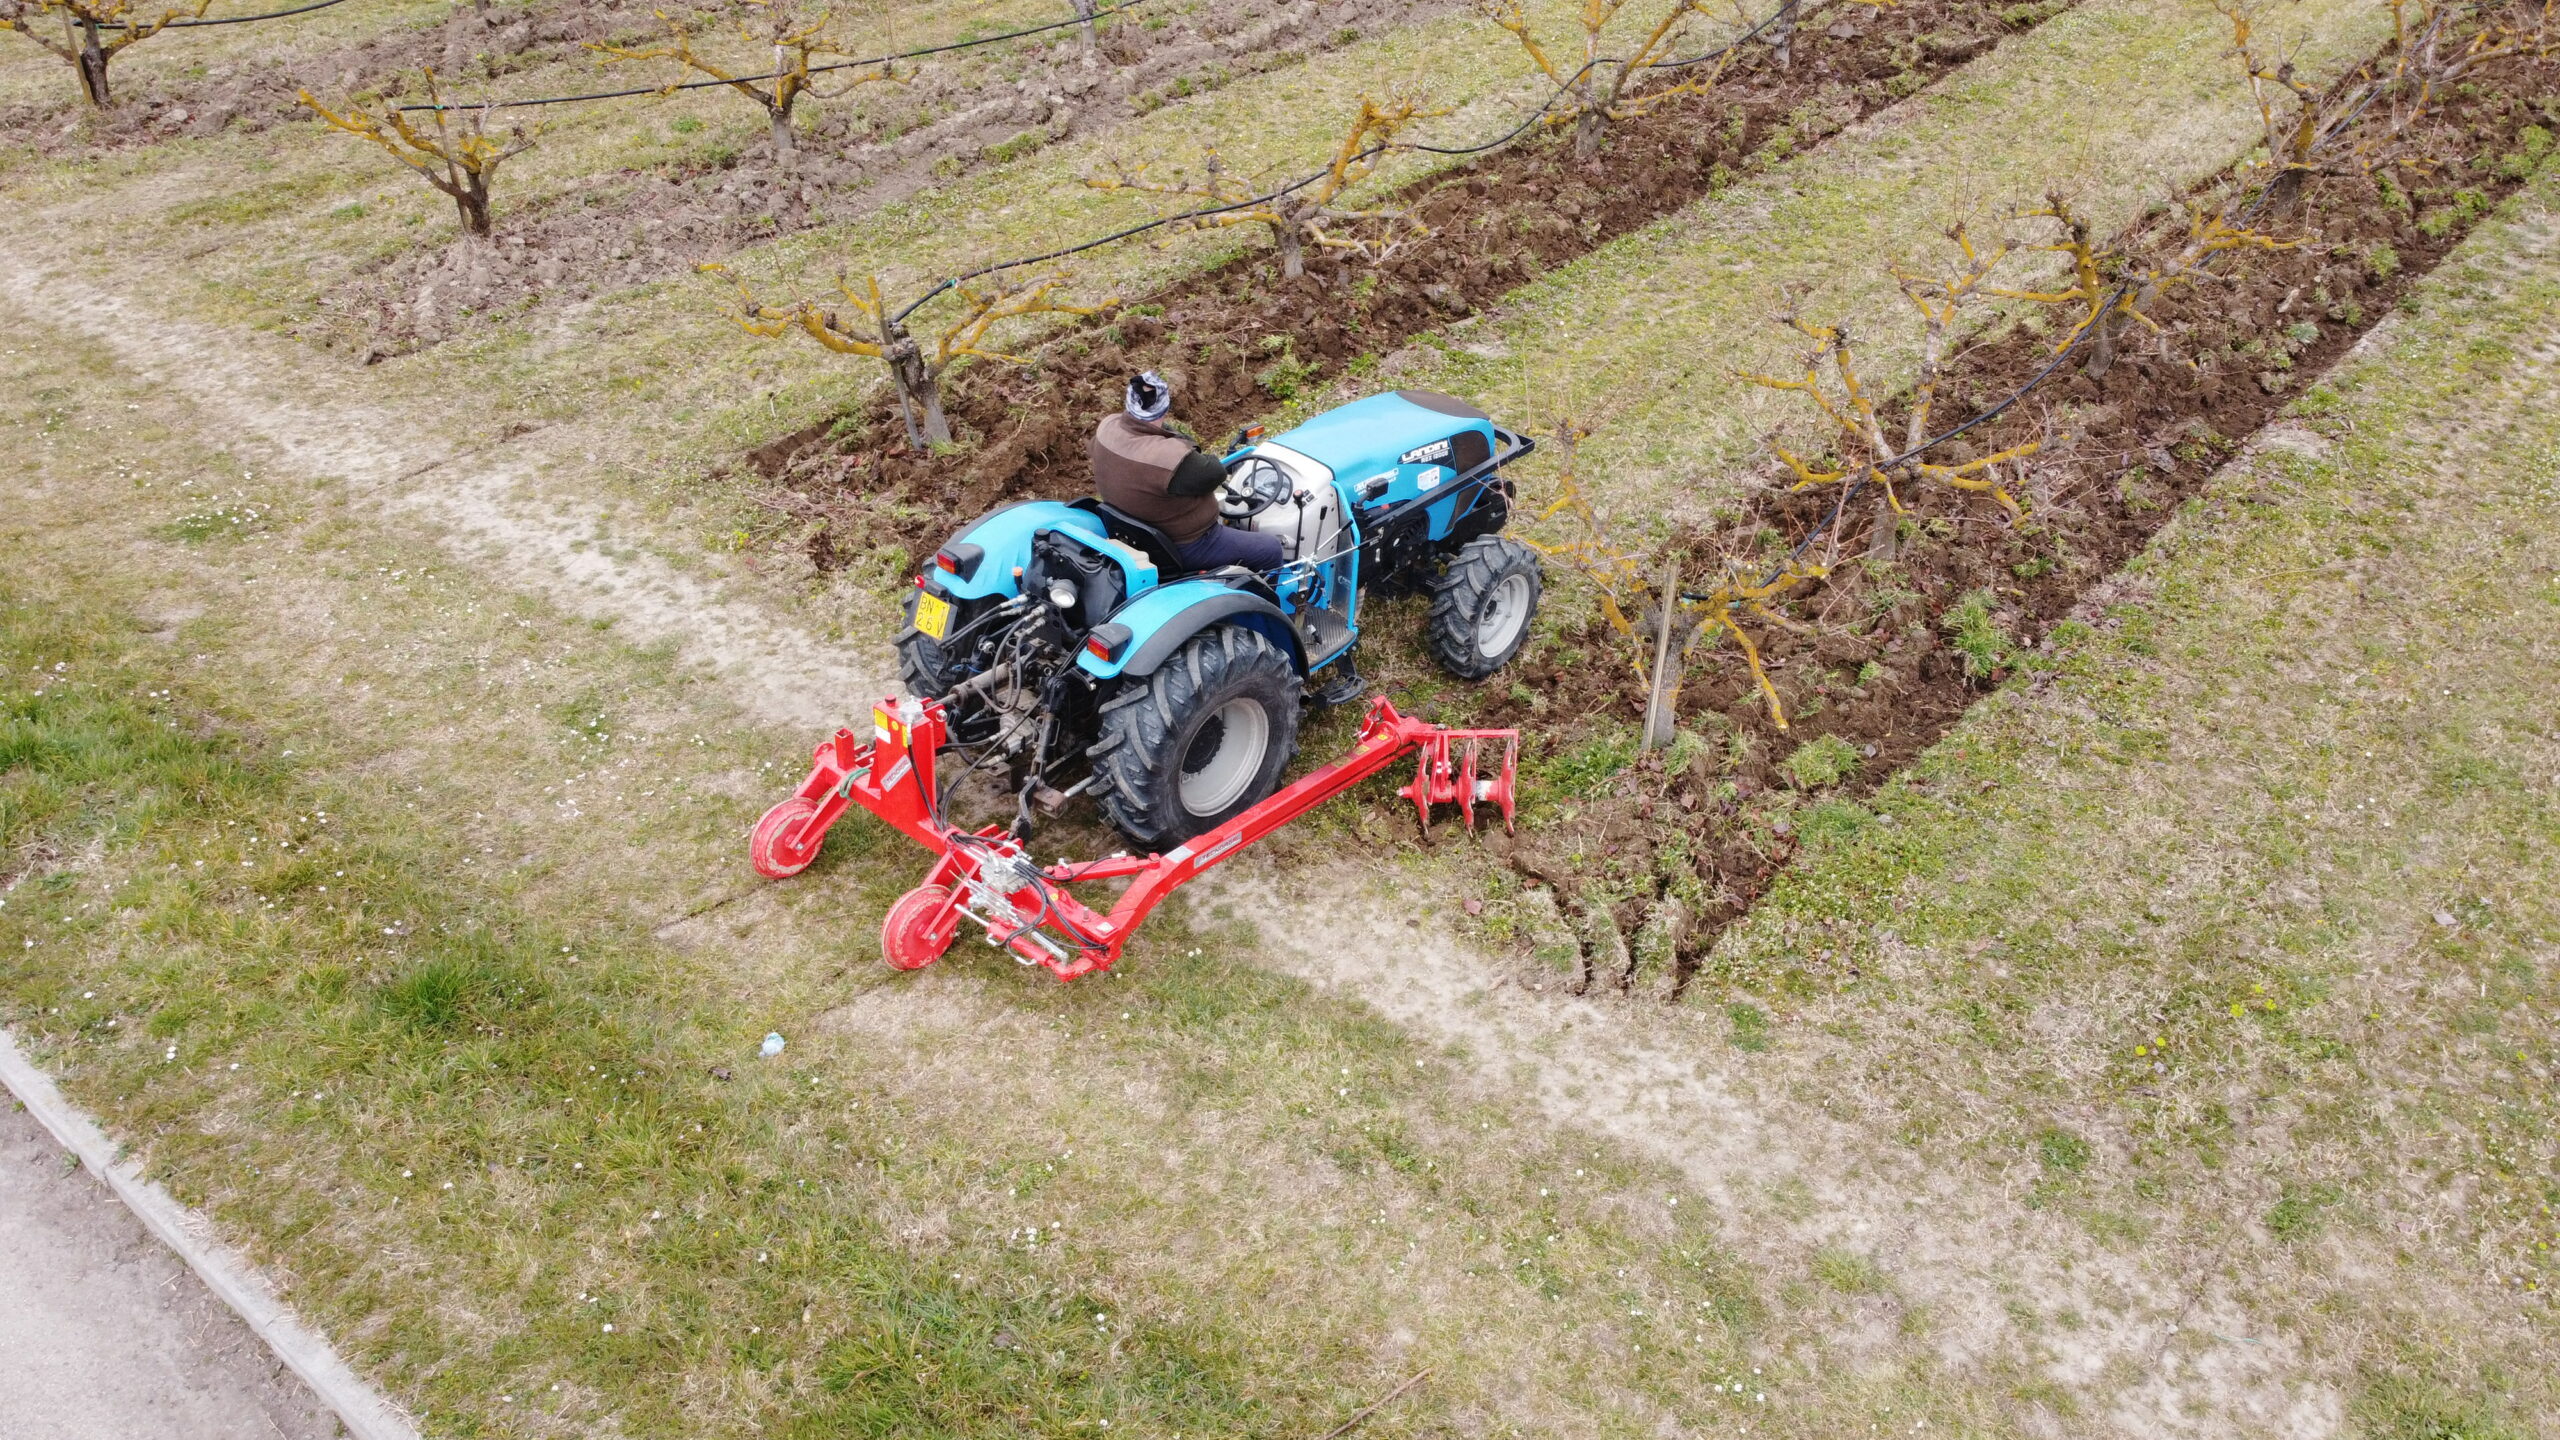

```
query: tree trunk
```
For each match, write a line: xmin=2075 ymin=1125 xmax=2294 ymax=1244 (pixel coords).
xmin=1768 ymin=0 xmax=1795 ymax=70
xmin=1640 ymin=558 xmax=1684 ymax=751
xmin=455 ymin=183 xmax=492 ymax=236
xmin=1864 ymin=494 xmax=1898 ymax=563
xmin=2265 ymin=165 xmax=2305 ymax=214
xmin=769 ymin=103 xmax=797 ymax=177
xmin=880 ymin=324 xmax=951 ymax=447
xmin=77 ymin=20 xmax=111 ymax=107
xmin=913 ymin=372 xmax=952 ymax=445
xmin=1276 ymin=222 xmax=1304 ymax=280
xmin=2085 ymin=308 xmax=2118 ymax=378
xmin=1073 ymin=0 xmax=1098 ymax=48
xmin=1571 ymin=103 xmax=1607 ymax=159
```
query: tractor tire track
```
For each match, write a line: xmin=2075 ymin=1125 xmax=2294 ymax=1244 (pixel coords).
xmin=0 ymin=258 xmax=892 ymax=730
xmin=2 ymin=240 xmax=2281 ymax=1430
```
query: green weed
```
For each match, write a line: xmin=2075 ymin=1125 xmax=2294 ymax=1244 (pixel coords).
xmin=1942 ymin=590 xmax=2019 ymax=681
xmin=1812 ymin=1247 xmax=1884 ymax=1293
xmin=1783 ymin=734 xmax=1861 ymax=790
xmin=2265 ymin=1182 xmax=2343 ymax=1240
xmin=2037 ymin=1128 xmax=2091 ymax=1175
xmin=1727 ymin=1002 xmax=1771 ymax=1052
xmin=1542 ymin=731 xmax=1636 ymax=798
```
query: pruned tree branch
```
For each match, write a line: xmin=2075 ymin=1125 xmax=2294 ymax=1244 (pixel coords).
xmin=712 ymin=266 xmax=1114 ymax=447
xmin=1477 ymin=0 xmax=1871 ymax=157
xmin=591 ymin=0 xmax=904 ymax=180
xmin=1083 ymin=94 xmax=1441 ymax=278
xmin=0 ymin=0 xmax=210 ymax=106
xmin=300 ymin=69 xmax=540 ymax=237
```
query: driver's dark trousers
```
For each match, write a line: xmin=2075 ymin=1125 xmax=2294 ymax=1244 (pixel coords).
xmin=1176 ymin=522 xmax=1286 ymax=572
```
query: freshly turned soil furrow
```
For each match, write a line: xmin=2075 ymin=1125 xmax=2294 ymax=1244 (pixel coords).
xmin=303 ymin=0 xmax=1471 ymax=354
xmin=762 ymin=0 xmax=2078 ymax=556
xmin=0 ymin=0 xmax=658 ymax=153
xmin=1476 ymin=8 xmax=2560 ymax=994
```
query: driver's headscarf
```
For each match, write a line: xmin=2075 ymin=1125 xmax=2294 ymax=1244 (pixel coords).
xmin=1124 ymin=371 xmax=1172 ymax=425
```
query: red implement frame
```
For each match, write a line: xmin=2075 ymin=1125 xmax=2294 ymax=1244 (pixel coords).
xmin=750 ymin=695 xmax=1518 ymax=981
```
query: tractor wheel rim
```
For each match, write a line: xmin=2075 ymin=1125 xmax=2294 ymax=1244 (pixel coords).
xmin=1178 ymin=697 xmax=1269 ymax=816
xmin=1476 ymin=572 xmax=1532 ymax=655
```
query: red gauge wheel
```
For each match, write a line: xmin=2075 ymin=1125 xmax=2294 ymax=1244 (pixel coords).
xmin=750 ymin=796 xmax=822 ymax=879
xmin=882 ymin=884 xmax=961 ymax=971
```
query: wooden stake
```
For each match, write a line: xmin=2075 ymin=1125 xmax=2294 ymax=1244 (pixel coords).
xmin=1641 ymin=557 xmax=1683 ymax=751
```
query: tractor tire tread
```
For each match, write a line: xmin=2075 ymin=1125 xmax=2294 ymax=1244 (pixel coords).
xmin=1427 ymin=535 xmax=1544 ymax=680
xmin=1090 ymin=626 xmax=1301 ymax=852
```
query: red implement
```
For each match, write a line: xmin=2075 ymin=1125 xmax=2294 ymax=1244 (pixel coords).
xmin=749 ymin=695 xmax=1519 ymax=981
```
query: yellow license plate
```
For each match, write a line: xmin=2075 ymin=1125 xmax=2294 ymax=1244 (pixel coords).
xmin=913 ymin=592 xmax=952 ymax=640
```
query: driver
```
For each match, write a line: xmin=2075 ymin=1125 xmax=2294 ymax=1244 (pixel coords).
xmin=1092 ymin=371 xmax=1284 ymax=572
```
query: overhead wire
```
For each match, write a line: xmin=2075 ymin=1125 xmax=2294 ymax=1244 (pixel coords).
xmin=393 ymin=0 xmax=1161 ymax=111
xmin=1704 ymin=162 xmax=2303 ymax=604
xmin=160 ymin=0 xmax=350 ymax=26
xmin=890 ymin=0 xmax=1812 ymax=319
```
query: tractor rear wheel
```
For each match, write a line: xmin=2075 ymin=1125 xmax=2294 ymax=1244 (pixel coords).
xmin=1090 ymin=626 xmax=1302 ymax=852
xmin=1427 ymin=536 xmax=1543 ymax=680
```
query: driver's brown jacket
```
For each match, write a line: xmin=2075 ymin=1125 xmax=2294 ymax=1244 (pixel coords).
xmin=1091 ymin=414 xmax=1226 ymax=545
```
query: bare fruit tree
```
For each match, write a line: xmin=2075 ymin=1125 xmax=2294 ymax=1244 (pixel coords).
xmin=1745 ymin=229 xmax=2046 ymax=523
xmin=712 ymin=267 xmax=1115 ymax=447
xmin=592 ymin=0 xmax=904 ymax=182
xmin=1083 ymin=94 xmax=1439 ymax=280
xmin=1475 ymin=0 xmax=1770 ymax=158
xmin=1 ymin=0 xmax=210 ymax=107
xmin=1991 ymin=191 xmax=2289 ymax=377
xmin=300 ymin=71 xmax=540 ymax=238
xmin=2216 ymin=0 xmax=2538 ymax=209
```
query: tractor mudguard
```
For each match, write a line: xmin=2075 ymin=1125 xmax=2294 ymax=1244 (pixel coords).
xmin=932 ymin=502 xmax=1118 ymax=601
xmin=1077 ymin=580 xmax=1306 ymax=680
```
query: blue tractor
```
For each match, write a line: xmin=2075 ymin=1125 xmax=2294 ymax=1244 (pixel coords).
xmin=897 ymin=389 xmax=1544 ymax=851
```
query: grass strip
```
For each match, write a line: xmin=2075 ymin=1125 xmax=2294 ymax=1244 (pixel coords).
xmin=1708 ymin=151 xmax=2560 ymax=1434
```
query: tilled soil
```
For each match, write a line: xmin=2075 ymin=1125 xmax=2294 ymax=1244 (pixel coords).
xmin=0 ymin=0 xmax=664 ymax=154
xmin=1476 ymin=11 xmax=2560 ymax=996
xmin=303 ymin=0 xmax=1464 ymax=353
xmin=758 ymin=0 xmax=2071 ymax=559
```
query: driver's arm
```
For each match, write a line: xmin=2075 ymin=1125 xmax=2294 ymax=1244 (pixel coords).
xmin=1165 ymin=449 xmax=1227 ymax=498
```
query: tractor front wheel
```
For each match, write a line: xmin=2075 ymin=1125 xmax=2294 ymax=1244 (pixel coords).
xmin=1090 ymin=626 xmax=1302 ymax=852
xmin=1427 ymin=536 xmax=1543 ymax=680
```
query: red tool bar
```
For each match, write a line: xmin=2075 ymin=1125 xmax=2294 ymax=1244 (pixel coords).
xmin=751 ymin=694 xmax=1518 ymax=980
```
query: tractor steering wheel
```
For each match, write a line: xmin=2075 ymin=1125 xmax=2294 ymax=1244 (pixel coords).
xmin=1217 ymin=456 xmax=1291 ymax=520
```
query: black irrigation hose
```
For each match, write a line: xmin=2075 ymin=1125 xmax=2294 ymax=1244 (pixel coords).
xmin=1743 ymin=145 xmax=2307 ymax=585
xmin=394 ymin=0 xmax=1160 ymax=112
xmin=159 ymin=0 xmax=349 ymax=27
xmin=1692 ymin=272 xmax=2138 ymax=605
xmin=1694 ymin=251 xmax=2230 ymax=609
xmin=892 ymin=0 xmax=1814 ymax=321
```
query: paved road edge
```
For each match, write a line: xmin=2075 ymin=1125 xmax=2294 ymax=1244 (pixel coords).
xmin=0 ymin=1028 xmax=423 ymax=1440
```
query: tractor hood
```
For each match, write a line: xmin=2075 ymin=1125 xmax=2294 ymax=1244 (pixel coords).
xmin=1266 ymin=390 xmax=1492 ymax=482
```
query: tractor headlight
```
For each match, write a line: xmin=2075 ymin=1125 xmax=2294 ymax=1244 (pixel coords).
xmin=1046 ymin=578 xmax=1079 ymax=610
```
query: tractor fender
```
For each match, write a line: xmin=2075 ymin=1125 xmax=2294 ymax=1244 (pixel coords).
xmin=1077 ymin=581 xmax=1307 ymax=680
xmin=933 ymin=501 xmax=1110 ymax=601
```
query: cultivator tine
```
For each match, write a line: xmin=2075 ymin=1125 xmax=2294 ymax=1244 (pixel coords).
xmin=1458 ymin=739 xmax=1478 ymax=831
xmin=1402 ymin=736 xmax=1437 ymax=837
xmin=1394 ymin=729 xmax=1521 ymax=834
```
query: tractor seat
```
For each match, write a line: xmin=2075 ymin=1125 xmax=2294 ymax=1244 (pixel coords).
xmin=1074 ymin=499 xmax=1192 ymax=577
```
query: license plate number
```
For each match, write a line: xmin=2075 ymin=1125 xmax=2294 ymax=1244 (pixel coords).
xmin=913 ymin=592 xmax=952 ymax=640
